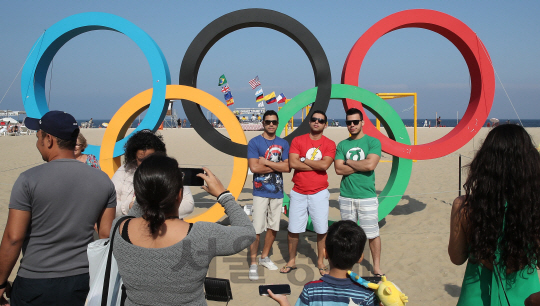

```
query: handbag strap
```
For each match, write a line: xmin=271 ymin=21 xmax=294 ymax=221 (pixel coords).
xmin=102 ymin=216 xmax=134 ymax=306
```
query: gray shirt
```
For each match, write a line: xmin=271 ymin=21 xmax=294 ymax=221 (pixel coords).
xmin=112 ymin=194 xmax=256 ymax=306
xmin=9 ymin=159 xmax=116 ymax=278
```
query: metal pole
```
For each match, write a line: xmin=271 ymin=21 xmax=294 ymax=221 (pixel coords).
xmin=459 ymin=154 xmax=462 ymax=197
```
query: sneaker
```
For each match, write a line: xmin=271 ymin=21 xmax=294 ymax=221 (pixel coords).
xmin=249 ymin=264 xmax=259 ymax=281
xmin=259 ymin=257 xmax=279 ymax=270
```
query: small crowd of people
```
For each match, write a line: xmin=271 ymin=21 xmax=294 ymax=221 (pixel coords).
xmin=237 ymin=113 xmax=263 ymax=123
xmin=0 ymin=123 xmax=26 ymax=135
xmin=176 ymin=118 xmax=188 ymax=128
xmin=0 ymin=109 xmax=539 ymax=306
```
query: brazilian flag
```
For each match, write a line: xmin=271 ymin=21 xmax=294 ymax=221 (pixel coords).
xmin=218 ymin=74 xmax=227 ymax=86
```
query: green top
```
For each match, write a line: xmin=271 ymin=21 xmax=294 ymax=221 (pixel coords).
xmin=458 ymin=259 xmax=539 ymax=306
xmin=458 ymin=203 xmax=540 ymax=305
xmin=335 ymin=135 xmax=381 ymax=199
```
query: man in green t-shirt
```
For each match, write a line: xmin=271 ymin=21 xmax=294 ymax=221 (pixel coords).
xmin=334 ymin=108 xmax=383 ymax=276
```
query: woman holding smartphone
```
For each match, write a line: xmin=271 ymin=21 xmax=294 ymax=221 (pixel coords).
xmin=111 ymin=129 xmax=194 ymax=218
xmin=449 ymin=124 xmax=540 ymax=305
xmin=111 ymin=154 xmax=255 ymax=305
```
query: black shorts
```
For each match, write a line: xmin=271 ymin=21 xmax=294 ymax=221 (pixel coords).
xmin=10 ymin=273 xmax=89 ymax=306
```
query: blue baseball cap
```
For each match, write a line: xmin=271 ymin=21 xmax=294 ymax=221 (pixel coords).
xmin=25 ymin=111 xmax=80 ymax=140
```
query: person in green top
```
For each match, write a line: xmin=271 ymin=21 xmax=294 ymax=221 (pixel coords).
xmin=449 ymin=124 xmax=540 ymax=305
xmin=334 ymin=108 xmax=383 ymax=276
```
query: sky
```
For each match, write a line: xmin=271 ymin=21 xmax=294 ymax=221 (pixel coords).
xmin=1 ymin=1 xmax=539 ymax=122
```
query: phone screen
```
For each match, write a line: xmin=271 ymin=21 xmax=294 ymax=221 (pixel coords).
xmin=259 ymin=284 xmax=291 ymax=296
xmin=182 ymin=168 xmax=205 ymax=186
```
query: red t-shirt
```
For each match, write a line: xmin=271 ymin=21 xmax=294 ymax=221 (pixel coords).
xmin=290 ymin=133 xmax=336 ymax=194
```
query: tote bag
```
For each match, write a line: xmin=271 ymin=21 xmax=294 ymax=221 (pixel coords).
xmin=86 ymin=216 xmax=132 ymax=306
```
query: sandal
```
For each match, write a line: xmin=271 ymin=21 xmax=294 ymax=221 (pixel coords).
xmin=318 ymin=266 xmax=329 ymax=276
xmin=280 ymin=266 xmax=297 ymax=274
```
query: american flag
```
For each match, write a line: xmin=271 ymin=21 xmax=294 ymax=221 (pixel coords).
xmin=221 ymin=85 xmax=230 ymax=93
xmin=248 ymin=76 xmax=261 ymax=89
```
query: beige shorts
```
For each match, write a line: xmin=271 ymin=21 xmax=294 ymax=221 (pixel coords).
xmin=252 ymin=196 xmax=283 ymax=234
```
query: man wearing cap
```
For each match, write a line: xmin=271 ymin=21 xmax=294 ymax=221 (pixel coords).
xmin=0 ymin=111 xmax=116 ymax=305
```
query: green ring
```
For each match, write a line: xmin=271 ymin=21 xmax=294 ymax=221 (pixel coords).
xmin=277 ymin=84 xmax=413 ymax=231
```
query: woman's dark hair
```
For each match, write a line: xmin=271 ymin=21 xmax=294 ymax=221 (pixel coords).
xmin=325 ymin=220 xmax=367 ymax=270
xmin=133 ymin=154 xmax=183 ymax=235
xmin=462 ymin=124 xmax=540 ymax=272
xmin=124 ymin=130 xmax=166 ymax=170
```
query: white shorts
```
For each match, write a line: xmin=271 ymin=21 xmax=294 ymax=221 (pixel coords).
xmin=251 ymin=196 xmax=283 ymax=234
xmin=288 ymin=189 xmax=329 ymax=234
xmin=338 ymin=196 xmax=379 ymax=239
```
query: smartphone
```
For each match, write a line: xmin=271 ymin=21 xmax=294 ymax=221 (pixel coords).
xmin=259 ymin=284 xmax=291 ymax=296
xmin=182 ymin=168 xmax=205 ymax=186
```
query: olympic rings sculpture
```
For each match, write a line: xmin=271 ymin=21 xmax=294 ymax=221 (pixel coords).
xmin=21 ymin=9 xmax=494 ymax=223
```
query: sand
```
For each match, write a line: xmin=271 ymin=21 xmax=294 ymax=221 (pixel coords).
xmin=1 ymin=126 xmax=539 ymax=305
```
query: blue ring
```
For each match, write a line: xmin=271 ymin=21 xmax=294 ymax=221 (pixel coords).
xmin=20 ymin=12 xmax=170 ymax=158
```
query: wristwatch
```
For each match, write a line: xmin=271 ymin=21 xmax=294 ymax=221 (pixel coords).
xmin=344 ymin=159 xmax=348 ymax=165
xmin=300 ymin=157 xmax=306 ymax=163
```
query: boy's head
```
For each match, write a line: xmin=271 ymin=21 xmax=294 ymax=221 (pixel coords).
xmin=325 ymin=220 xmax=367 ymax=270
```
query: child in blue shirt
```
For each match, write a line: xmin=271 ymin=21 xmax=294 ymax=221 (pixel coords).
xmin=267 ymin=220 xmax=376 ymax=306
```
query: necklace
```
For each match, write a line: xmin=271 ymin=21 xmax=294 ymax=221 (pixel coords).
xmin=262 ymin=134 xmax=276 ymax=150
xmin=165 ymin=216 xmax=181 ymax=220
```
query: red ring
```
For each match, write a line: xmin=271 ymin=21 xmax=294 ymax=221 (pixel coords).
xmin=342 ymin=9 xmax=495 ymax=160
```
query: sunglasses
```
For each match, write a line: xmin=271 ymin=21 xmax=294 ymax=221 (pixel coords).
xmin=346 ymin=120 xmax=362 ymax=126
xmin=310 ymin=117 xmax=326 ymax=124
xmin=264 ymin=120 xmax=278 ymax=126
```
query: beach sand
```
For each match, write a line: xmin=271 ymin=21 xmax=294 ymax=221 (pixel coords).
xmin=1 ymin=126 xmax=539 ymax=305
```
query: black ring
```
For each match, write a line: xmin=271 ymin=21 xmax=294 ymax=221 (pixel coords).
xmin=179 ymin=8 xmax=331 ymax=158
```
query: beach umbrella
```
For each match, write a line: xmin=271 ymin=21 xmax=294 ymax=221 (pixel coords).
xmin=489 ymin=118 xmax=499 ymax=123
xmin=1 ymin=117 xmax=18 ymax=124
xmin=102 ymin=122 xmax=109 ymax=127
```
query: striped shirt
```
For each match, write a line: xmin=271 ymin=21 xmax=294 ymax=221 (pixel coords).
xmin=295 ymin=275 xmax=376 ymax=306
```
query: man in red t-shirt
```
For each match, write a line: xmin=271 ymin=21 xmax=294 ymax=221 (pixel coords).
xmin=280 ymin=110 xmax=336 ymax=275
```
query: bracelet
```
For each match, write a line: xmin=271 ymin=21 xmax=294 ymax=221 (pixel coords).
xmin=0 ymin=280 xmax=7 ymax=290
xmin=217 ymin=190 xmax=231 ymax=201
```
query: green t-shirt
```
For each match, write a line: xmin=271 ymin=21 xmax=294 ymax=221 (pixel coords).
xmin=335 ymin=135 xmax=381 ymax=199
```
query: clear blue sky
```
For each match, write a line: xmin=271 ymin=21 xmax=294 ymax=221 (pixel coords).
xmin=1 ymin=1 xmax=539 ymax=121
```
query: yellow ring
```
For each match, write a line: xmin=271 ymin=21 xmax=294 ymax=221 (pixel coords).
xmin=100 ymin=85 xmax=248 ymax=223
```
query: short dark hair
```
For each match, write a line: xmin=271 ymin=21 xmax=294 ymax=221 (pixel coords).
xmin=311 ymin=110 xmax=327 ymax=122
xmin=124 ymin=130 xmax=166 ymax=169
xmin=325 ymin=220 xmax=367 ymax=270
xmin=41 ymin=130 xmax=77 ymax=150
xmin=345 ymin=108 xmax=363 ymax=121
xmin=134 ymin=154 xmax=183 ymax=235
xmin=263 ymin=110 xmax=279 ymax=122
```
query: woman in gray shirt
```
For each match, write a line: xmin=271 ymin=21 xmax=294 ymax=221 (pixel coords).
xmin=111 ymin=154 xmax=255 ymax=305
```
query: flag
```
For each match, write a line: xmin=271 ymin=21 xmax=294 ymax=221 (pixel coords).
xmin=257 ymin=101 xmax=265 ymax=108
xmin=264 ymin=92 xmax=277 ymax=104
xmin=221 ymin=85 xmax=230 ymax=93
xmin=255 ymin=88 xmax=264 ymax=102
xmin=218 ymin=74 xmax=227 ymax=86
xmin=277 ymin=93 xmax=287 ymax=103
xmin=248 ymin=76 xmax=261 ymax=89
xmin=224 ymin=91 xmax=233 ymax=101
xmin=227 ymin=98 xmax=234 ymax=106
